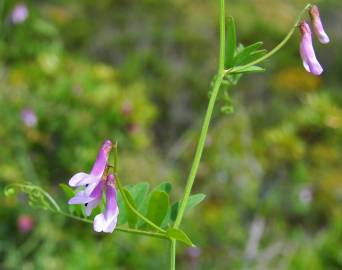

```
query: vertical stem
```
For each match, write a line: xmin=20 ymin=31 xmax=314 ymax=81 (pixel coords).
xmin=174 ymin=0 xmax=226 ymax=229
xmin=169 ymin=239 xmax=176 ymax=270
xmin=0 ymin=0 xmax=7 ymax=39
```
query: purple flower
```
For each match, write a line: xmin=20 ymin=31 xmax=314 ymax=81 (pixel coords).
xmin=10 ymin=3 xmax=28 ymax=24
xmin=68 ymin=140 xmax=119 ymax=233
xmin=309 ymin=5 xmax=330 ymax=44
xmin=21 ymin=108 xmax=37 ymax=127
xmin=299 ymin=21 xmax=323 ymax=76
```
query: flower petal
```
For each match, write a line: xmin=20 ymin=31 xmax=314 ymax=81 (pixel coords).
xmin=85 ymin=196 xmax=102 ymax=216
xmin=93 ymin=208 xmax=118 ymax=233
xmin=104 ymin=185 xmax=118 ymax=218
xmin=103 ymin=213 xmax=118 ymax=233
xmin=93 ymin=179 xmax=119 ymax=233
xmin=84 ymin=181 xmax=105 ymax=216
xmin=69 ymin=172 xmax=99 ymax=187
xmin=89 ymin=140 xmax=113 ymax=177
xmin=89 ymin=180 xmax=104 ymax=198
xmin=68 ymin=191 xmax=94 ymax=204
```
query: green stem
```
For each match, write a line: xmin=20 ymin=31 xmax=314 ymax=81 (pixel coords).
xmin=0 ymin=0 xmax=4 ymax=36
xmin=170 ymin=239 xmax=176 ymax=270
xmin=227 ymin=3 xmax=312 ymax=73
xmin=174 ymin=0 xmax=226 ymax=228
xmin=116 ymin=175 xmax=166 ymax=234
xmin=59 ymin=210 xmax=167 ymax=239
xmin=6 ymin=182 xmax=166 ymax=239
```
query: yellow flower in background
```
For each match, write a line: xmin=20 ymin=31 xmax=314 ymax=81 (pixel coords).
xmin=273 ymin=67 xmax=320 ymax=93
xmin=37 ymin=52 xmax=60 ymax=74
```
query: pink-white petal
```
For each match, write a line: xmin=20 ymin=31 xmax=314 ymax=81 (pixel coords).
xmin=69 ymin=172 xmax=99 ymax=187
xmin=93 ymin=207 xmax=119 ymax=233
xmin=302 ymin=60 xmax=310 ymax=73
xmin=93 ymin=213 xmax=106 ymax=232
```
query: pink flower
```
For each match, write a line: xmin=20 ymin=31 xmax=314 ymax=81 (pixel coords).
xmin=17 ymin=214 xmax=34 ymax=233
xmin=68 ymin=140 xmax=112 ymax=214
xmin=299 ymin=21 xmax=323 ymax=76
xmin=309 ymin=5 xmax=330 ymax=44
xmin=10 ymin=3 xmax=28 ymax=24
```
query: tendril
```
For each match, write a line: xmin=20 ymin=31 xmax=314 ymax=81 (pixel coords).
xmin=4 ymin=182 xmax=61 ymax=212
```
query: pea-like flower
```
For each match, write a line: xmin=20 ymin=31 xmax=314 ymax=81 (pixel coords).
xmin=299 ymin=21 xmax=323 ymax=76
xmin=309 ymin=5 xmax=330 ymax=44
xmin=68 ymin=140 xmax=119 ymax=233
xmin=68 ymin=140 xmax=112 ymax=215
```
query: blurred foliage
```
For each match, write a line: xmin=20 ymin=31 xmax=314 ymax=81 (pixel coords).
xmin=1 ymin=0 xmax=342 ymax=269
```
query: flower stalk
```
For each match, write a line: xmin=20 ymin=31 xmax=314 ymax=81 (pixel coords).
xmin=227 ymin=4 xmax=313 ymax=74
xmin=169 ymin=0 xmax=226 ymax=269
xmin=174 ymin=0 xmax=226 ymax=230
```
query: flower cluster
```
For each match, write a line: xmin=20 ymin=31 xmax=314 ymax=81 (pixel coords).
xmin=299 ymin=5 xmax=330 ymax=76
xmin=68 ymin=140 xmax=119 ymax=233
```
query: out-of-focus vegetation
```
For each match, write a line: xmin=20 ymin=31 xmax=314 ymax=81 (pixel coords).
xmin=1 ymin=0 xmax=341 ymax=269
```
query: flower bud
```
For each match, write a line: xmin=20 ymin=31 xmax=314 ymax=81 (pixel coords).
xmin=309 ymin=5 xmax=330 ymax=44
xmin=299 ymin=21 xmax=323 ymax=76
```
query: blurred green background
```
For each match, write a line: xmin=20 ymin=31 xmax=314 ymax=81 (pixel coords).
xmin=1 ymin=0 xmax=341 ymax=269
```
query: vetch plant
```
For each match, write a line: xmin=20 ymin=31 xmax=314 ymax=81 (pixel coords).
xmin=5 ymin=1 xmax=330 ymax=269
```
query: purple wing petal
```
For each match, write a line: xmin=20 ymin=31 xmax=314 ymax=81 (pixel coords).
xmin=85 ymin=196 xmax=102 ymax=216
xmin=68 ymin=190 xmax=94 ymax=204
xmin=84 ymin=181 xmax=105 ymax=216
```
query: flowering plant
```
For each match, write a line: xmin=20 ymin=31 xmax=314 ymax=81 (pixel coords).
xmin=4 ymin=1 xmax=330 ymax=269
